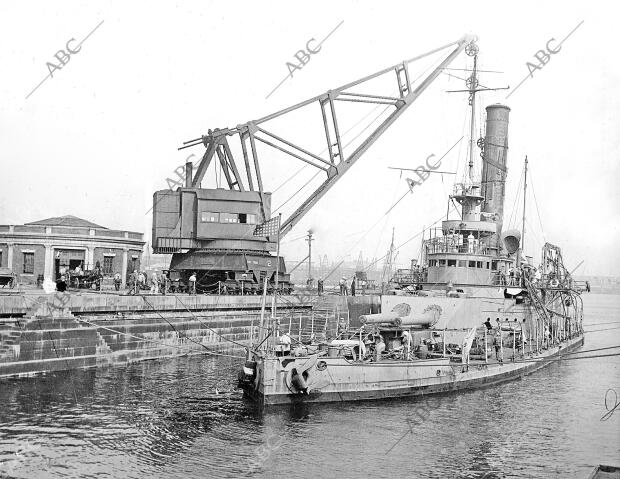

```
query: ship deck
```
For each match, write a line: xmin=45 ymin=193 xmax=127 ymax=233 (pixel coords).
xmin=247 ymin=335 xmax=585 ymax=405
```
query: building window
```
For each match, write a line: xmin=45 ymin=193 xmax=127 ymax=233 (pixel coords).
xmin=220 ymin=213 xmax=239 ymax=223
xmin=23 ymin=252 xmax=34 ymax=274
xmin=131 ymin=257 xmax=138 ymax=272
xmin=476 ymin=261 xmax=483 ymax=268
xmin=448 ymin=260 xmax=457 ymax=267
xmin=468 ymin=260 xmax=476 ymax=268
xmin=103 ymin=256 xmax=113 ymax=275
xmin=201 ymin=211 xmax=220 ymax=223
xmin=239 ymin=213 xmax=257 ymax=224
xmin=458 ymin=260 xmax=467 ymax=267
xmin=491 ymin=261 xmax=498 ymax=271
xmin=438 ymin=259 xmax=446 ymax=266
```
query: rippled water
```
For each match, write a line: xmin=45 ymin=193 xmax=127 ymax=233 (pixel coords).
xmin=1 ymin=293 xmax=619 ymax=478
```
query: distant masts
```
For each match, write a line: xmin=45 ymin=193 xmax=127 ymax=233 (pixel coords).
xmin=305 ymin=230 xmax=314 ymax=285
xmin=381 ymin=228 xmax=396 ymax=293
xmin=356 ymin=251 xmax=365 ymax=271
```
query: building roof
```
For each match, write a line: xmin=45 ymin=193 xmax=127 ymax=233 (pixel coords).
xmin=26 ymin=215 xmax=107 ymax=229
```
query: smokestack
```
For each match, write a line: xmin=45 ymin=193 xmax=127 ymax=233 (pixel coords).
xmin=480 ymin=104 xmax=510 ymax=253
xmin=185 ymin=161 xmax=193 ymax=187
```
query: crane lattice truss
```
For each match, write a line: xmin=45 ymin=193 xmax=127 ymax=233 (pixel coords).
xmin=181 ymin=34 xmax=476 ymax=239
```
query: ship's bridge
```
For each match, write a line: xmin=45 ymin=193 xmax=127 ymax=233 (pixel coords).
xmin=421 ymin=183 xmax=513 ymax=286
xmin=423 ymin=223 xmax=511 ymax=285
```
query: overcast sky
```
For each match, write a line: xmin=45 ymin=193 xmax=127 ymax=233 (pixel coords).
xmin=1 ymin=1 xmax=617 ymax=276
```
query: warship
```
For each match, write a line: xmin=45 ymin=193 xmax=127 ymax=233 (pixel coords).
xmin=236 ymin=35 xmax=585 ymax=405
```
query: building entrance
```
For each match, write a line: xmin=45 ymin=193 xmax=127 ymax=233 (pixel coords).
xmin=54 ymin=249 xmax=85 ymax=279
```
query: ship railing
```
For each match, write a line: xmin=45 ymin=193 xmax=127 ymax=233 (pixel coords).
xmin=494 ymin=271 xmax=586 ymax=290
xmin=492 ymin=272 xmax=524 ymax=287
xmin=393 ymin=270 xmax=426 ymax=284
xmin=280 ymin=308 xmax=333 ymax=344
xmin=530 ymin=274 xmax=584 ymax=291
xmin=426 ymin=243 xmax=489 ymax=255
xmin=452 ymin=182 xmax=482 ymax=197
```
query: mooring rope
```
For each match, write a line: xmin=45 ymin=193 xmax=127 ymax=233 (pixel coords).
xmin=77 ymin=316 xmax=244 ymax=359
xmin=170 ymin=295 xmax=250 ymax=349
xmin=139 ymin=295 xmax=247 ymax=356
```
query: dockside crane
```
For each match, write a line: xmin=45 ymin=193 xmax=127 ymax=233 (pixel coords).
xmin=152 ymin=34 xmax=477 ymax=293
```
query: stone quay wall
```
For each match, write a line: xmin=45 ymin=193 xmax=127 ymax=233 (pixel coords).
xmin=0 ymin=293 xmax=380 ymax=378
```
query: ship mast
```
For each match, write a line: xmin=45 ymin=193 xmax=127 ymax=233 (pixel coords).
xmin=467 ymin=54 xmax=478 ymax=183
xmin=520 ymin=156 xmax=528 ymax=265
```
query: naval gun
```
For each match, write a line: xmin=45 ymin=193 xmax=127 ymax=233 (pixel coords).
xmin=152 ymin=34 xmax=478 ymax=293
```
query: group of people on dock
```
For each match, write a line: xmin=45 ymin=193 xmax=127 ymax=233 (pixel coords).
xmin=338 ymin=276 xmax=366 ymax=296
xmin=126 ymin=270 xmax=198 ymax=295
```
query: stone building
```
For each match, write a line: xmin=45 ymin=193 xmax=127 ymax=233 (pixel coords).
xmin=0 ymin=215 xmax=144 ymax=287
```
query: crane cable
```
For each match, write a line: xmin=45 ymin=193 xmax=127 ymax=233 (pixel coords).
xmin=528 ymin=170 xmax=547 ymax=243
xmin=271 ymin=52 xmax=448 ymax=214
xmin=507 ymin=163 xmax=525 ymax=230
xmin=363 ymin=206 xmax=457 ymax=273
xmin=271 ymin=102 xmax=387 ymax=195
xmin=272 ymin=102 xmax=393 ymax=214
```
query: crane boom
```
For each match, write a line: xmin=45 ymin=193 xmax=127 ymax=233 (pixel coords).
xmin=181 ymin=34 xmax=477 ymax=239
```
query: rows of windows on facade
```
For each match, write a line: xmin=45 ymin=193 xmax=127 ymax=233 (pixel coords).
xmin=200 ymin=212 xmax=258 ymax=224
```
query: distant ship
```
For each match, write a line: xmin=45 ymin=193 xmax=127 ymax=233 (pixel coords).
xmin=238 ymin=37 xmax=585 ymax=405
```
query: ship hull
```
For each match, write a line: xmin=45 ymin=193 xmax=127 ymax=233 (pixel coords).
xmin=242 ymin=335 xmax=584 ymax=405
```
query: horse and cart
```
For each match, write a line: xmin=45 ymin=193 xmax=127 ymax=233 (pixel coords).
xmin=0 ymin=268 xmax=17 ymax=289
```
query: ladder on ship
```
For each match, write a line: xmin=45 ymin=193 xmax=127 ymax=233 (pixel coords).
xmin=523 ymin=275 xmax=552 ymax=330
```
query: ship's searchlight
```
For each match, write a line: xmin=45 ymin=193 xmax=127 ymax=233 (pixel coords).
xmin=502 ymin=229 xmax=521 ymax=255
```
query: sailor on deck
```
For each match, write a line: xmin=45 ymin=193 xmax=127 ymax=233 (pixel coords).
xmin=276 ymin=332 xmax=292 ymax=356
xmin=374 ymin=334 xmax=385 ymax=361
xmin=401 ymin=330 xmax=412 ymax=360
xmin=189 ymin=272 xmax=197 ymax=295
xmin=483 ymin=318 xmax=493 ymax=331
xmin=493 ymin=330 xmax=503 ymax=363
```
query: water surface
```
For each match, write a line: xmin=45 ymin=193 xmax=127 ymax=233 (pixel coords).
xmin=1 ymin=293 xmax=619 ymax=478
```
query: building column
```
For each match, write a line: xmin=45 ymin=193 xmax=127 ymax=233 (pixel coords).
xmin=44 ymin=245 xmax=53 ymax=279
xmin=86 ymin=247 xmax=94 ymax=269
xmin=121 ymin=248 xmax=128 ymax=288
xmin=7 ymin=243 xmax=14 ymax=270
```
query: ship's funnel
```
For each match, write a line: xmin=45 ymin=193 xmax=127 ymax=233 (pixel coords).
xmin=481 ymin=104 xmax=511 ymax=253
xmin=502 ymin=229 xmax=521 ymax=255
